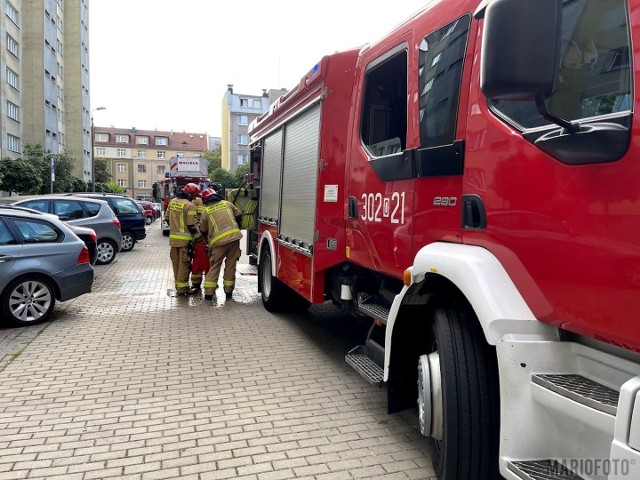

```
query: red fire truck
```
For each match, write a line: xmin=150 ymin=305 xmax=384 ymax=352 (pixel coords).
xmin=247 ymin=0 xmax=640 ymax=478
xmin=153 ymin=157 xmax=210 ymax=235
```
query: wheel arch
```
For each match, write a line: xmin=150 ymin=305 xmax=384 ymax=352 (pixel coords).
xmin=257 ymin=231 xmax=276 ymax=273
xmin=1 ymin=272 xmax=61 ymax=301
xmin=384 ymin=242 xmax=558 ymax=382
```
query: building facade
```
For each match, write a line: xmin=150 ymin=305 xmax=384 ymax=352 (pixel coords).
xmin=220 ymin=85 xmax=287 ymax=172
xmin=93 ymin=126 xmax=208 ymax=201
xmin=19 ymin=0 xmax=90 ymax=180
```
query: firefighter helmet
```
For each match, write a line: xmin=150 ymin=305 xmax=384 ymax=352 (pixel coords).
xmin=202 ymin=187 xmax=223 ymax=203
xmin=181 ymin=183 xmax=201 ymax=199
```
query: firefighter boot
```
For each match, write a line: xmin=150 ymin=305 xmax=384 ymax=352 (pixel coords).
xmin=204 ymin=294 xmax=215 ymax=301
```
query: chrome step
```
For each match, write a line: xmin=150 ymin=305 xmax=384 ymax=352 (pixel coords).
xmin=358 ymin=301 xmax=389 ymax=324
xmin=508 ymin=460 xmax=585 ymax=480
xmin=345 ymin=345 xmax=384 ymax=386
xmin=532 ymin=374 xmax=619 ymax=415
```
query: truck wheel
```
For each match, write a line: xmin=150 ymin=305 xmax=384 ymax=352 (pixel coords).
xmin=259 ymin=249 xmax=288 ymax=312
xmin=418 ymin=305 xmax=500 ymax=479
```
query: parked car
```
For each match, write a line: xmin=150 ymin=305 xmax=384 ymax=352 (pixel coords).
xmin=13 ymin=196 xmax=123 ymax=265
xmin=0 ymin=206 xmax=94 ymax=326
xmin=68 ymin=225 xmax=98 ymax=266
xmin=70 ymin=194 xmax=146 ymax=252
xmin=136 ymin=201 xmax=156 ymax=225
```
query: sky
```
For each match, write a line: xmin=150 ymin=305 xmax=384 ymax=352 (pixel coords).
xmin=89 ymin=0 xmax=428 ymax=138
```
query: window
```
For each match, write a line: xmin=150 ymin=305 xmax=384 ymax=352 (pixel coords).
xmin=237 ymin=115 xmax=248 ymax=126
xmin=138 ymin=180 xmax=147 ymax=188
xmin=360 ymin=49 xmax=407 ymax=157
xmin=7 ymin=101 xmax=19 ymax=122
xmin=6 ymin=3 xmax=19 ymax=26
xmin=84 ymin=203 xmax=100 ymax=216
xmin=240 ymin=98 xmax=249 ymax=107
xmin=117 ymin=148 xmax=126 ymax=157
xmin=418 ymin=15 xmax=470 ymax=148
xmin=0 ymin=220 xmax=16 ymax=246
xmin=252 ymin=99 xmax=262 ymax=108
xmin=14 ymin=219 xmax=60 ymax=243
xmin=136 ymin=136 xmax=148 ymax=145
xmin=176 ymin=152 xmax=184 ymax=158
xmin=157 ymin=151 xmax=166 ymax=159
xmin=117 ymin=164 xmax=126 ymax=172
xmin=237 ymin=134 xmax=249 ymax=145
xmin=6 ymin=67 xmax=19 ymax=90
xmin=237 ymin=154 xmax=248 ymax=165
xmin=116 ymin=134 xmax=128 ymax=143
xmin=95 ymin=133 xmax=108 ymax=142
xmin=117 ymin=179 xmax=126 ymax=187
xmin=491 ymin=0 xmax=632 ymax=128
xmin=155 ymin=137 xmax=168 ymax=146
xmin=137 ymin=150 xmax=146 ymax=158
xmin=7 ymin=134 xmax=20 ymax=153
xmin=6 ymin=34 xmax=19 ymax=58
xmin=53 ymin=200 xmax=84 ymax=220
xmin=157 ymin=165 xmax=166 ymax=174
xmin=112 ymin=198 xmax=139 ymax=215
xmin=96 ymin=147 xmax=106 ymax=156
xmin=138 ymin=164 xmax=146 ymax=173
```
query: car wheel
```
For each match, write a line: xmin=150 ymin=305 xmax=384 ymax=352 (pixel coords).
xmin=2 ymin=276 xmax=55 ymax=326
xmin=420 ymin=305 xmax=500 ymax=479
xmin=96 ymin=239 xmax=117 ymax=265
xmin=145 ymin=216 xmax=152 ymax=225
xmin=121 ymin=232 xmax=135 ymax=252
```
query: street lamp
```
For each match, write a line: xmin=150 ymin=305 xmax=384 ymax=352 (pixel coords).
xmin=91 ymin=106 xmax=107 ymax=192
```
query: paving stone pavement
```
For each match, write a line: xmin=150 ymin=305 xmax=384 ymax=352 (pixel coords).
xmin=0 ymin=223 xmax=435 ymax=480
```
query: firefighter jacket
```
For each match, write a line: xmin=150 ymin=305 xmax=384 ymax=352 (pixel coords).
xmin=168 ymin=197 xmax=198 ymax=247
xmin=200 ymin=200 xmax=243 ymax=248
xmin=192 ymin=197 xmax=204 ymax=224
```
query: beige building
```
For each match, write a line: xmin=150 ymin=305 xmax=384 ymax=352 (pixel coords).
xmin=18 ymin=0 xmax=91 ymax=180
xmin=93 ymin=127 xmax=208 ymax=201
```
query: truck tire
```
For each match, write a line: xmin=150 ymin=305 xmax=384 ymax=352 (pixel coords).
xmin=421 ymin=305 xmax=500 ymax=480
xmin=259 ymin=249 xmax=288 ymax=312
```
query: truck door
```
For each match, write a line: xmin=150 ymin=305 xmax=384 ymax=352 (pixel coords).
xmin=346 ymin=41 xmax=415 ymax=277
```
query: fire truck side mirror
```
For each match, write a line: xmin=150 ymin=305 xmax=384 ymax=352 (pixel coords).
xmin=480 ymin=0 xmax=561 ymax=101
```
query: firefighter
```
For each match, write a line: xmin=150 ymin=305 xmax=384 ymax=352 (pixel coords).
xmin=199 ymin=187 xmax=243 ymax=300
xmin=168 ymin=183 xmax=203 ymax=295
xmin=190 ymin=195 xmax=207 ymax=290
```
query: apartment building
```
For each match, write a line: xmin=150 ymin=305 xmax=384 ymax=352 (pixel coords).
xmin=220 ymin=85 xmax=287 ymax=172
xmin=18 ymin=0 xmax=90 ymax=180
xmin=93 ymin=126 xmax=208 ymax=201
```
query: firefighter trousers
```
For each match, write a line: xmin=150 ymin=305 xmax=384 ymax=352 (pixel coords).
xmin=203 ymin=240 xmax=241 ymax=296
xmin=170 ymin=246 xmax=192 ymax=294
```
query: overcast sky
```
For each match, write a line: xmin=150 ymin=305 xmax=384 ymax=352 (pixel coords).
xmin=89 ymin=0 xmax=427 ymax=138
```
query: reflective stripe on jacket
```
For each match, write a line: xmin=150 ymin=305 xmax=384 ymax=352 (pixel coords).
xmin=200 ymin=200 xmax=243 ymax=248
xmin=168 ymin=198 xmax=197 ymax=247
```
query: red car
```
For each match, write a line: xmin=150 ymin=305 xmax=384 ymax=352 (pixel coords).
xmin=136 ymin=201 xmax=156 ymax=225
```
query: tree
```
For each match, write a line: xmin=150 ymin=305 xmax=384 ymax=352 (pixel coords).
xmin=209 ymin=167 xmax=235 ymax=190
xmin=102 ymin=182 xmax=125 ymax=194
xmin=94 ymin=157 xmax=111 ymax=183
xmin=22 ymin=143 xmax=85 ymax=194
xmin=202 ymin=148 xmax=221 ymax=173
xmin=0 ymin=157 xmax=43 ymax=195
